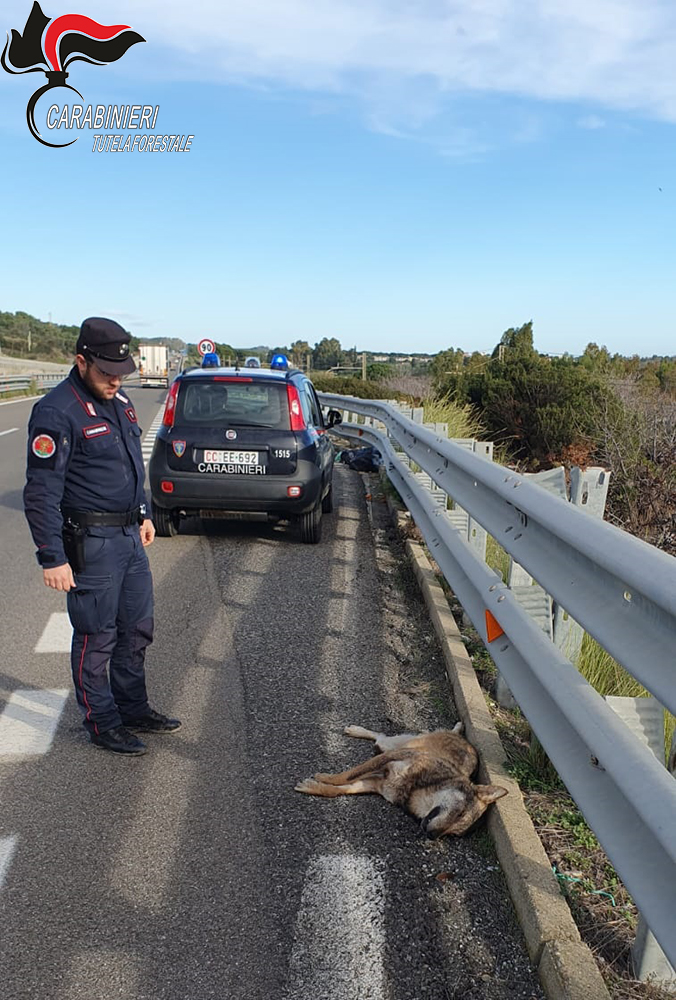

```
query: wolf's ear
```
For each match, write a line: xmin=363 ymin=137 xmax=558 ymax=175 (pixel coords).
xmin=477 ymin=784 xmax=508 ymax=804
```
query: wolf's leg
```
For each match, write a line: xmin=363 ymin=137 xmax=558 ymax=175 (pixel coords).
xmin=295 ymin=776 xmax=383 ymax=797
xmin=373 ymin=733 xmax=419 ymax=753
xmin=344 ymin=725 xmax=419 ymax=754
xmin=312 ymin=752 xmax=391 ymax=784
xmin=343 ymin=725 xmax=380 ymax=741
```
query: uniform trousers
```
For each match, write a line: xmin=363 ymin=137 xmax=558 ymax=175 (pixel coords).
xmin=66 ymin=525 xmax=154 ymax=734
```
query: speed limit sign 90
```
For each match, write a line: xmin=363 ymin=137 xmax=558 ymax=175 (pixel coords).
xmin=198 ymin=338 xmax=215 ymax=356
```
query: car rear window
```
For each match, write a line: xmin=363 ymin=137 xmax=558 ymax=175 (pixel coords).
xmin=176 ymin=378 xmax=290 ymax=430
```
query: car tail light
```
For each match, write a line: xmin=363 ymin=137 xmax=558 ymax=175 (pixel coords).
xmin=287 ymin=486 xmax=302 ymax=497
xmin=161 ymin=481 xmax=174 ymax=493
xmin=286 ymin=385 xmax=306 ymax=431
xmin=162 ymin=380 xmax=180 ymax=427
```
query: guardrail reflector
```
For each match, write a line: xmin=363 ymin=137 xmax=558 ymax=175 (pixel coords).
xmin=485 ymin=610 xmax=505 ymax=643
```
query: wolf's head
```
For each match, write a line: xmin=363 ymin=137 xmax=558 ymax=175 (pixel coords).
xmin=418 ymin=780 xmax=507 ymax=838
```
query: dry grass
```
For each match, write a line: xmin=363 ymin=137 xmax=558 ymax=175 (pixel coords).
xmin=422 ymin=393 xmax=485 ymax=440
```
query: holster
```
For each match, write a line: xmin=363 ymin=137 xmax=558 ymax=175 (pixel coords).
xmin=62 ymin=521 xmax=87 ymax=575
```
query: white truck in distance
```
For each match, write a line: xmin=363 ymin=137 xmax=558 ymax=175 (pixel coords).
xmin=138 ymin=343 xmax=168 ymax=387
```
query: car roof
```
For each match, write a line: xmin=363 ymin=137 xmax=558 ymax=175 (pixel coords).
xmin=179 ymin=366 xmax=301 ymax=382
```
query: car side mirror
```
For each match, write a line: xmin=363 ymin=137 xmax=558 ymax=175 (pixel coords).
xmin=326 ymin=408 xmax=343 ymax=428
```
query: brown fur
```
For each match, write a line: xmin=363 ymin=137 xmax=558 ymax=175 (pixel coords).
xmin=295 ymin=723 xmax=507 ymax=837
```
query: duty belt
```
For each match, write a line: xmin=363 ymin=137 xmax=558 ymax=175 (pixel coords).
xmin=61 ymin=505 xmax=146 ymax=528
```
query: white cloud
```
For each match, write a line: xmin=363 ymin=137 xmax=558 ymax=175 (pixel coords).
xmin=4 ymin=0 xmax=676 ymax=134
xmin=101 ymin=0 xmax=676 ymax=116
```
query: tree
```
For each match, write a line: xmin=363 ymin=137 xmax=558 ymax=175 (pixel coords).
xmin=579 ymin=342 xmax=612 ymax=373
xmin=313 ymin=337 xmax=344 ymax=370
xmin=366 ymin=362 xmax=393 ymax=382
xmin=492 ymin=321 xmax=538 ymax=363
xmin=216 ymin=343 xmax=237 ymax=364
xmin=430 ymin=348 xmax=465 ymax=386
xmin=289 ymin=340 xmax=311 ymax=367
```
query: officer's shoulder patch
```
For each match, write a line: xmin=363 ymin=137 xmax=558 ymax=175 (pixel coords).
xmin=32 ymin=433 xmax=56 ymax=458
xmin=115 ymin=391 xmax=129 ymax=405
xmin=82 ymin=423 xmax=111 ymax=439
xmin=28 ymin=428 xmax=60 ymax=469
xmin=125 ymin=407 xmax=137 ymax=423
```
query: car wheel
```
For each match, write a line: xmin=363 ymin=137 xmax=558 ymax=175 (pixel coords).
xmin=321 ymin=481 xmax=334 ymax=513
xmin=299 ymin=503 xmax=322 ymax=544
xmin=153 ymin=504 xmax=178 ymax=537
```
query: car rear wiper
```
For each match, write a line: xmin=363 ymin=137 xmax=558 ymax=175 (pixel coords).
xmin=226 ymin=421 xmax=273 ymax=427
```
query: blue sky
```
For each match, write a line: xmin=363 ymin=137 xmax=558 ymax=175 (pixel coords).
xmin=1 ymin=0 xmax=675 ymax=357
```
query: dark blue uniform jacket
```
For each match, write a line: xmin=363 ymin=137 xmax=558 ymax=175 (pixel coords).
xmin=24 ymin=367 xmax=148 ymax=567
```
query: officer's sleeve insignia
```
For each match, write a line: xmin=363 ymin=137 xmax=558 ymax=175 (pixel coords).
xmin=29 ymin=431 xmax=57 ymax=468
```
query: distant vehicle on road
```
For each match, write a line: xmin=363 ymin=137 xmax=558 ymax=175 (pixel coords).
xmin=149 ymin=364 xmax=342 ymax=543
xmin=139 ymin=343 xmax=169 ymax=387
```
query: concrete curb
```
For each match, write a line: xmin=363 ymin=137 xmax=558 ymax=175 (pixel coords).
xmin=381 ymin=489 xmax=610 ymax=1000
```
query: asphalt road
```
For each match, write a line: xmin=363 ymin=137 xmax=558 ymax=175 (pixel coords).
xmin=0 ymin=382 xmax=544 ymax=1000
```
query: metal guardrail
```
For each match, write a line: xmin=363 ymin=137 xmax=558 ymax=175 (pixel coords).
xmin=0 ymin=373 xmax=66 ymax=396
xmin=318 ymin=391 xmax=676 ymax=970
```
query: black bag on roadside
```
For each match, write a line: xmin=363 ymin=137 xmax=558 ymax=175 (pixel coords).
xmin=340 ymin=447 xmax=382 ymax=472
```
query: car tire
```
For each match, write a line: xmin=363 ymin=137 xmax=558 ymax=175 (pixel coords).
xmin=321 ymin=481 xmax=334 ymax=513
xmin=299 ymin=503 xmax=322 ymax=544
xmin=153 ymin=505 xmax=178 ymax=537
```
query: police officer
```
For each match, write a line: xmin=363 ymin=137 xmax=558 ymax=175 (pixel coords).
xmin=24 ymin=317 xmax=181 ymax=755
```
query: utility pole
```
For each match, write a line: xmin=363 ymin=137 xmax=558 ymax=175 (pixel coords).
xmin=362 ymin=352 xmax=367 ymax=381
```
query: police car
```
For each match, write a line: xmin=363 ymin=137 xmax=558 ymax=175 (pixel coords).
xmin=148 ymin=359 xmax=341 ymax=543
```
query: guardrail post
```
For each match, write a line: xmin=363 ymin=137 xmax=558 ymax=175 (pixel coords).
xmin=496 ymin=467 xmax=611 ymax=707
xmin=605 ymin=696 xmax=676 ymax=991
xmin=468 ymin=441 xmax=492 ymax=561
xmin=553 ymin=468 xmax=611 ymax=661
xmin=495 ymin=469 xmax=565 ymax=707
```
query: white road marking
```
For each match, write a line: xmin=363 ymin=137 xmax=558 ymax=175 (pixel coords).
xmin=0 ymin=688 xmax=69 ymax=755
xmin=0 ymin=396 xmax=41 ymax=406
xmin=0 ymin=836 xmax=18 ymax=889
xmin=141 ymin=406 xmax=165 ymax=466
xmin=0 ymin=427 xmax=18 ymax=436
xmin=34 ymin=612 xmax=72 ymax=652
xmin=284 ymin=854 xmax=386 ymax=999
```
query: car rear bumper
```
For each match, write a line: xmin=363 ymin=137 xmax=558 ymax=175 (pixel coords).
xmin=149 ymin=464 xmax=325 ymax=515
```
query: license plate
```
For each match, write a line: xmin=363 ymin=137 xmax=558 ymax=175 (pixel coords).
xmin=202 ymin=450 xmax=259 ymax=464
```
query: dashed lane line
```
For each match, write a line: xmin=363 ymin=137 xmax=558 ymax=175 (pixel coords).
xmin=0 ymin=427 xmax=18 ymax=436
xmin=284 ymin=854 xmax=387 ymax=1000
xmin=0 ymin=688 xmax=69 ymax=755
xmin=0 ymin=836 xmax=18 ymax=889
xmin=141 ymin=407 xmax=164 ymax=467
